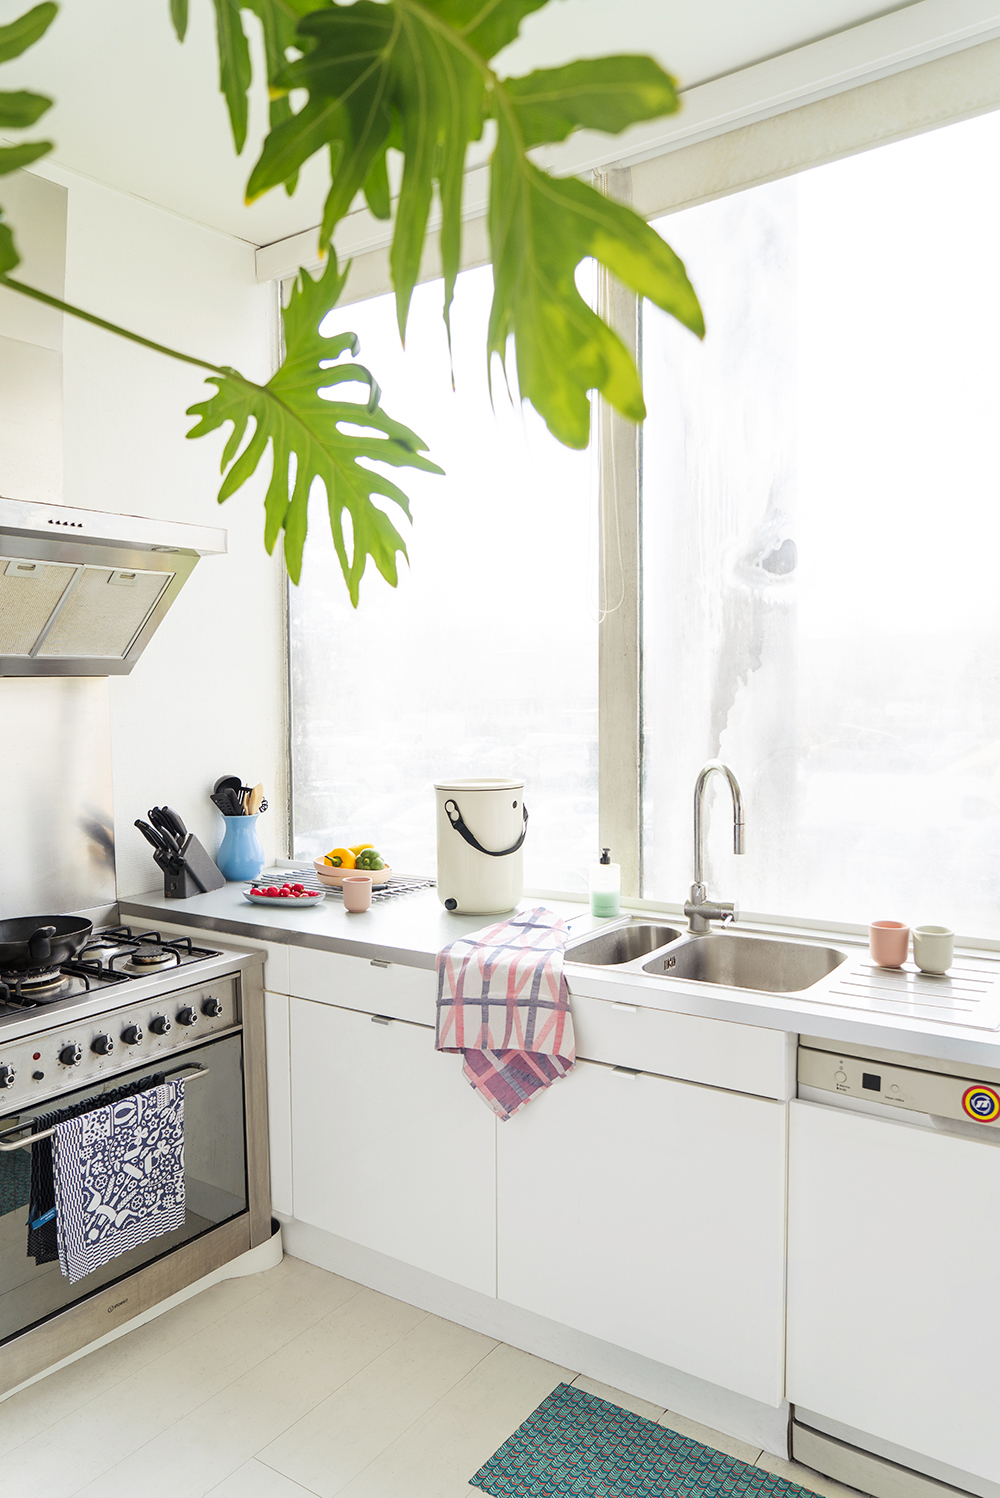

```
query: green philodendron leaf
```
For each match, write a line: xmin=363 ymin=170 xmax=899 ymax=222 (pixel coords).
xmin=0 ymin=138 xmax=52 ymax=175
xmin=0 ymin=212 xmax=18 ymax=272
xmin=212 ymin=0 xmax=252 ymax=153
xmin=488 ymin=132 xmax=703 ymax=447
xmin=249 ymin=1 xmax=489 ymax=344
xmin=0 ymin=3 xmax=58 ymax=272
xmin=0 ymin=2 xmax=57 ymax=64
xmin=239 ymin=0 xmax=703 ymax=449
xmin=0 ymin=88 xmax=51 ymax=128
xmin=503 ymin=55 xmax=679 ymax=147
xmin=169 ymin=0 xmax=188 ymax=42
xmin=186 ymin=255 xmax=442 ymax=601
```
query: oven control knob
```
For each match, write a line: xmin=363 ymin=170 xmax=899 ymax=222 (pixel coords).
xmin=91 ymin=1034 xmax=114 ymax=1056
xmin=149 ymin=1015 xmax=171 ymax=1036
xmin=121 ymin=1024 xmax=143 ymax=1047
xmin=202 ymin=997 xmax=224 ymax=1018
xmin=176 ymin=1007 xmax=198 ymax=1027
xmin=59 ymin=1044 xmax=82 ymax=1067
xmin=0 ymin=1065 xmax=15 ymax=1089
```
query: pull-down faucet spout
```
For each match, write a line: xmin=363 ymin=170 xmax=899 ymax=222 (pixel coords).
xmin=685 ymin=761 xmax=745 ymax=934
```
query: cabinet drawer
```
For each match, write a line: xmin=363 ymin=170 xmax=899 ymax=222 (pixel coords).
xmin=288 ymin=947 xmax=436 ymax=1025
xmin=570 ymin=992 xmax=791 ymax=1099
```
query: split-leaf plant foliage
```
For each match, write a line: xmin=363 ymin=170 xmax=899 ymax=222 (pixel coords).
xmin=0 ymin=0 xmax=703 ymax=603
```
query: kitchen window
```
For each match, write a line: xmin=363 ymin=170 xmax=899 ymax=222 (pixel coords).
xmin=289 ymin=264 xmax=599 ymax=893
xmin=289 ymin=93 xmax=1000 ymax=937
xmin=642 ymin=106 xmax=1000 ymax=936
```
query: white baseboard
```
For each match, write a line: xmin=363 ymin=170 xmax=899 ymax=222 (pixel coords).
xmin=282 ymin=1218 xmax=790 ymax=1459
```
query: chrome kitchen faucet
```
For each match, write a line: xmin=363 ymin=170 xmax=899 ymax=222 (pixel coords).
xmin=684 ymin=761 xmax=745 ymax=934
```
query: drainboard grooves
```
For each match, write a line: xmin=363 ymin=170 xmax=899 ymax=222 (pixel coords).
xmin=820 ymin=957 xmax=1000 ymax=1030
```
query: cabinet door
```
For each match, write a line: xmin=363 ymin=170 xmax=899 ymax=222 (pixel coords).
xmin=787 ymin=1099 xmax=1000 ymax=1485
xmin=497 ymin=1060 xmax=787 ymax=1405
xmin=290 ymin=999 xmax=496 ymax=1295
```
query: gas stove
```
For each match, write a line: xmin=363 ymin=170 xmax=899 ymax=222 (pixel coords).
xmin=0 ymin=917 xmax=272 ymax=1399
xmin=0 ymin=925 xmax=223 ymax=1014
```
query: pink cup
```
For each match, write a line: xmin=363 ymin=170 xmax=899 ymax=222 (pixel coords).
xmin=869 ymin=920 xmax=909 ymax=968
xmin=341 ymin=873 xmax=373 ymax=913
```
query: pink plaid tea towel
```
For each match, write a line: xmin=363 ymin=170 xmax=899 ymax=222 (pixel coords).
xmin=435 ymin=907 xmax=576 ymax=1121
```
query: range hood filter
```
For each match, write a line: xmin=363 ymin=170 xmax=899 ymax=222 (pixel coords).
xmin=0 ymin=497 xmax=226 ymax=677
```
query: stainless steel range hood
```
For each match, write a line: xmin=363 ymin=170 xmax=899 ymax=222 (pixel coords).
xmin=0 ymin=496 xmax=227 ymax=676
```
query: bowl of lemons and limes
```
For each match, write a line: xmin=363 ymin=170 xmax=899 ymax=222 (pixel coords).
xmin=313 ymin=843 xmax=393 ymax=887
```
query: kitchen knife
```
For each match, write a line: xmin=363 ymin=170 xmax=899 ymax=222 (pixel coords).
xmin=148 ymin=808 xmax=182 ymax=854
xmin=162 ymin=806 xmax=188 ymax=840
xmin=135 ymin=819 xmax=171 ymax=855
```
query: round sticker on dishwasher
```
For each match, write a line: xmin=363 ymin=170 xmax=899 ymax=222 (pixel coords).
xmin=962 ymin=1085 xmax=1000 ymax=1122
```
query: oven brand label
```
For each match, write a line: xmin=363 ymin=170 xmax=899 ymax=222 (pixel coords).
xmin=107 ymin=1298 xmax=129 ymax=1313
xmin=962 ymin=1085 xmax=1000 ymax=1122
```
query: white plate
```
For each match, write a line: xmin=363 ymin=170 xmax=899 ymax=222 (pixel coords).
xmin=243 ymin=888 xmax=325 ymax=907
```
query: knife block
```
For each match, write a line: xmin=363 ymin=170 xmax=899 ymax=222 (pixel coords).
xmin=163 ymin=836 xmax=226 ymax=899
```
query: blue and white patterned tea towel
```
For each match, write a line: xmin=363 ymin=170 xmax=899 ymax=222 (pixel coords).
xmin=51 ymin=1079 xmax=186 ymax=1283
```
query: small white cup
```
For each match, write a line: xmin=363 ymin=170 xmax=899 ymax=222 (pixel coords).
xmin=912 ymin=925 xmax=954 ymax=975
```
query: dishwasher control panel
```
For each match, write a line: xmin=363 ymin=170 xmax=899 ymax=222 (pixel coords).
xmin=798 ymin=1046 xmax=1000 ymax=1127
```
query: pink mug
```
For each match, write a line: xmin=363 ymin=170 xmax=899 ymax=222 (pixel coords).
xmin=869 ymin=920 xmax=909 ymax=968
xmin=341 ymin=873 xmax=373 ymax=913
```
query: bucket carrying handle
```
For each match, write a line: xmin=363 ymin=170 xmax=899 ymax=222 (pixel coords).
xmin=444 ymin=798 xmax=528 ymax=857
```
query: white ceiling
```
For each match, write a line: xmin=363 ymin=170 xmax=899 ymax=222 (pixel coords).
xmin=0 ymin=0 xmax=922 ymax=248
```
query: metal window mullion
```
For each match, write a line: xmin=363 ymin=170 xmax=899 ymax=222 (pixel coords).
xmin=595 ymin=167 xmax=642 ymax=898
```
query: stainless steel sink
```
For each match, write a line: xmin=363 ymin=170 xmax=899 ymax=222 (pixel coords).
xmin=566 ymin=922 xmax=684 ymax=967
xmin=642 ymin=933 xmax=848 ymax=994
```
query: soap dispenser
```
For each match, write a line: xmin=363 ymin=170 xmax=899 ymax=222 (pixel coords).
xmin=589 ymin=848 xmax=621 ymax=918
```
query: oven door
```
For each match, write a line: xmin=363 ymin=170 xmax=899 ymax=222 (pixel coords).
xmin=0 ymin=1030 xmax=247 ymax=1347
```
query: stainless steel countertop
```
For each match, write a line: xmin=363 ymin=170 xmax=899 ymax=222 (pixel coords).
xmin=119 ymin=884 xmax=1000 ymax=1071
xmin=119 ymin=884 xmax=593 ymax=970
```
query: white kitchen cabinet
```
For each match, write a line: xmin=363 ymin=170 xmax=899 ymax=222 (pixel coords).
xmin=288 ymin=947 xmax=436 ymax=1024
xmin=290 ymin=997 xmax=496 ymax=1295
xmin=497 ymin=1059 xmax=787 ymax=1405
xmin=787 ymin=1099 xmax=1000 ymax=1486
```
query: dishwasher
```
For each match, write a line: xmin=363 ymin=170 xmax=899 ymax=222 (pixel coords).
xmin=787 ymin=1035 xmax=1000 ymax=1498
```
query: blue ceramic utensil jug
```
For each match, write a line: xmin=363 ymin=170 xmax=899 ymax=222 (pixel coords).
xmin=217 ymin=814 xmax=264 ymax=881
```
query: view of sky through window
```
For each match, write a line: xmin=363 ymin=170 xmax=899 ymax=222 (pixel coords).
xmin=642 ymin=109 xmax=1000 ymax=933
xmin=290 ymin=265 xmax=598 ymax=890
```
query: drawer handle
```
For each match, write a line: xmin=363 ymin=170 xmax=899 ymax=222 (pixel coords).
xmin=612 ymin=1002 xmax=638 ymax=1013
xmin=612 ymin=1065 xmax=640 ymax=1077
xmin=370 ymin=1015 xmax=393 ymax=1026
xmin=369 ymin=959 xmax=390 ymax=969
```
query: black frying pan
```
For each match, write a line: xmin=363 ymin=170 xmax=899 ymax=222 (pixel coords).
xmin=0 ymin=915 xmax=94 ymax=973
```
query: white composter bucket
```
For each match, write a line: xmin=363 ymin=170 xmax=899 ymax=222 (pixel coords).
xmin=434 ymin=778 xmax=527 ymax=914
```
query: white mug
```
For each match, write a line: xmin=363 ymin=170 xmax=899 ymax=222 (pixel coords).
xmin=912 ymin=925 xmax=954 ymax=975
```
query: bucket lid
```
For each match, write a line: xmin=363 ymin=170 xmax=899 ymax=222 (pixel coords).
xmin=434 ymin=777 xmax=524 ymax=792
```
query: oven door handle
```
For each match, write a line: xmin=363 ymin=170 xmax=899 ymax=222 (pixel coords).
xmin=0 ymin=1065 xmax=210 ymax=1151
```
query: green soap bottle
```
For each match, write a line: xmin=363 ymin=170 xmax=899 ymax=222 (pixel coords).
xmin=589 ymin=847 xmax=621 ymax=918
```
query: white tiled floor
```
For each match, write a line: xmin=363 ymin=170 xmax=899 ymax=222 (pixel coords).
xmin=0 ymin=1255 xmax=864 ymax=1498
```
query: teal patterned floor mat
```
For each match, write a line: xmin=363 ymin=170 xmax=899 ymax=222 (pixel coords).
xmin=471 ymin=1384 xmax=821 ymax=1497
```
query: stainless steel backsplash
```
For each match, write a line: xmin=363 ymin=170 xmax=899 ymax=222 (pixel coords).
xmin=0 ymin=677 xmax=115 ymax=917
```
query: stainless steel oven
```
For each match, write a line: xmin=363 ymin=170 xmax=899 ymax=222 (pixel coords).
xmin=0 ymin=930 xmax=270 ymax=1396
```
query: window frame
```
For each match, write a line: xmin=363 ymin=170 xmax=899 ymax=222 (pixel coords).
xmin=280 ymin=35 xmax=1000 ymax=940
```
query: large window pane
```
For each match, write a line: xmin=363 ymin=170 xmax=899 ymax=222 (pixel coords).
xmin=642 ymin=110 xmax=1000 ymax=934
xmin=290 ymin=266 xmax=598 ymax=892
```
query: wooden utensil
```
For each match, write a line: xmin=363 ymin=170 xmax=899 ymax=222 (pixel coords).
xmin=247 ymin=783 xmax=264 ymax=815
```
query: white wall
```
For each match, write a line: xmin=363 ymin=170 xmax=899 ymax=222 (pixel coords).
xmin=40 ymin=164 xmax=288 ymax=898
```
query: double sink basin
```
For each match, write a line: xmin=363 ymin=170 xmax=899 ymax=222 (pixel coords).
xmin=565 ymin=920 xmax=849 ymax=996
